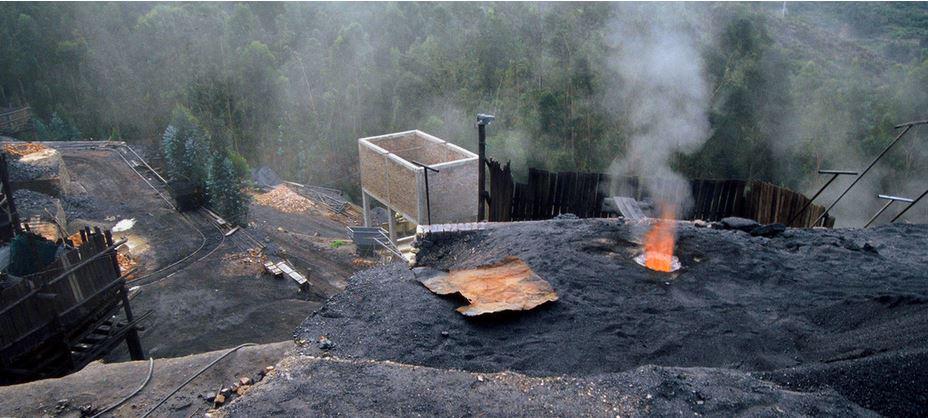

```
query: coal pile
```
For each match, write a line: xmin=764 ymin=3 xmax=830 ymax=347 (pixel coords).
xmin=295 ymin=219 xmax=928 ymax=415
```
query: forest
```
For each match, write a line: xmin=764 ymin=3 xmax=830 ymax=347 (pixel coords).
xmin=1 ymin=2 xmax=927 ymax=224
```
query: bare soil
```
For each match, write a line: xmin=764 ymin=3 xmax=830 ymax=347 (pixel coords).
xmin=294 ymin=219 xmax=928 ymax=416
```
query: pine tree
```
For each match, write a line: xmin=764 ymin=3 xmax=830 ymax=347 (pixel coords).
xmin=206 ymin=153 xmax=250 ymax=226
xmin=183 ymin=129 xmax=209 ymax=184
xmin=161 ymin=124 xmax=183 ymax=179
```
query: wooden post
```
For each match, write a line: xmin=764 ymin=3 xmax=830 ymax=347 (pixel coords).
xmin=120 ymin=286 xmax=145 ymax=360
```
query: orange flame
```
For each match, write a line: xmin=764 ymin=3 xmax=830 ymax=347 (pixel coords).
xmin=643 ymin=203 xmax=677 ymax=272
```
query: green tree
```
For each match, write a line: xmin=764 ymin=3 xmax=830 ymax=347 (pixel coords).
xmin=207 ymin=153 xmax=250 ymax=226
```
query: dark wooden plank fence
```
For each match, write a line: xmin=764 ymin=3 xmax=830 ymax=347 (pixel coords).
xmin=488 ymin=161 xmax=834 ymax=227
xmin=0 ymin=227 xmax=124 ymax=362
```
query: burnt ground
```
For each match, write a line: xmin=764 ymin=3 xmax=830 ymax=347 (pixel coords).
xmin=292 ymin=219 xmax=928 ymax=416
xmin=0 ymin=342 xmax=292 ymax=417
xmin=27 ymin=143 xmax=360 ymax=361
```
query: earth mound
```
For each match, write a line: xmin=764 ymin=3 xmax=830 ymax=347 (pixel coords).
xmin=295 ymin=219 xmax=928 ymax=415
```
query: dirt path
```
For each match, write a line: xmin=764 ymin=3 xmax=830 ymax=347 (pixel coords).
xmin=59 ymin=149 xmax=200 ymax=275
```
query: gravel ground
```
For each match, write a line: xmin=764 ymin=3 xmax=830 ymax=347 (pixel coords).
xmin=225 ymin=354 xmax=873 ymax=417
xmin=295 ymin=219 xmax=928 ymax=416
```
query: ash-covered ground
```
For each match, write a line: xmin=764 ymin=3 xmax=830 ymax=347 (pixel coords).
xmin=294 ymin=219 xmax=928 ymax=416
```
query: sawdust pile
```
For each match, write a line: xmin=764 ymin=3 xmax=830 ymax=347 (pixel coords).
xmin=254 ymin=185 xmax=317 ymax=214
xmin=3 ymin=142 xmax=47 ymax=157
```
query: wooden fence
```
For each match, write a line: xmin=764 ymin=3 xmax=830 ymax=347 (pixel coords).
xmin=487 ymin=161 xmax=835 ymax=227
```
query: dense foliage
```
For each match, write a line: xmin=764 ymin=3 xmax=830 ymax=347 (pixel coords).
xmin=1 ymin=3 xmax=926 ymax=222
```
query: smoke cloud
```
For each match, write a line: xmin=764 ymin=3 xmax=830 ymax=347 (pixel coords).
xmin=604 ymin=6 xmax=711 ymax=217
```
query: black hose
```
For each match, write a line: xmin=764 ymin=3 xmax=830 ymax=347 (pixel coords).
xmin=141 ymin=343 xmax=256 ymax=418
xmin=91 ymin=357 xmax=154 ymax=418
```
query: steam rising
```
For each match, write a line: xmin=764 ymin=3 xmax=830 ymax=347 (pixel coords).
xmin=605 ymin=8 xmax=710 ymax=216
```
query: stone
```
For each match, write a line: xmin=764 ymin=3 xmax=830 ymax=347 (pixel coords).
xmin=240 ymin=377 xmax=252 ymax=386
xmin=214 ymin=394 xmax=226 ymax=405
xmin=318 ymin=336 xmax=335 ymax=350
xmin=202 ymin=391 xmax=217 ymax=403
xmin=750 ymin=223 xmax=786 ymax=237
xmin=720 ymin=217 xmax=760 ymax=232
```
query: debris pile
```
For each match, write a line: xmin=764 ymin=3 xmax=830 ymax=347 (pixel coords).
xmin=253 ymin=185 xmax=316 ymax=214
xmin=117 ymin=252 xmax=137 ymax=278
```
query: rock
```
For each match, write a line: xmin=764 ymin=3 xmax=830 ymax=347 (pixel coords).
xmin=79 ymin=404 xmax=97 ymax=415
xmin=318 ymin=336 xmax=335 ymax=350
xmin=240 ymin=377 xmax=253 ymax=386
xmin=236 ymin=385 xmax=251 ymax=396
xmin=750 ymin=223 xmax=786 ymax=237
xmin=441 ymin=331 xmax=449 ymax=337
xmin=201 ymin=391 xmax=217 ymax=403
xmin=720 ymin=217 xmax=760 ymax=232
xmin=219 ymin=387 xmax=231 ymax=396
xmin=214 ymin=394 xmax=226 ymax=405
xmin=265 ymin=365 xmax=275 ymax=373
xmin=693 ymin=219 xmax=709 ymax=228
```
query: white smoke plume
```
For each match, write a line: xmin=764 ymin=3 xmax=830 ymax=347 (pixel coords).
xmin=604 ymin=6 xmax=711 ymax=217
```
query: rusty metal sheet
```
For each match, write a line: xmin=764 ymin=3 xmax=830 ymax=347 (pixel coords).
xmin=418 ymin=256 xmax=558 ymax=316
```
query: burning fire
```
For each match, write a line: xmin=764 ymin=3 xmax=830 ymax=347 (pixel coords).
xmin=639 ymin=203 xmax=680 ymax=272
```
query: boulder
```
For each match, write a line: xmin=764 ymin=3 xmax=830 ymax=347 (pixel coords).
xmin=720 ymin=217 xmax=760 ymax=232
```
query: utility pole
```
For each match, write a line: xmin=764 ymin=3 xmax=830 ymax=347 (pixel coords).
xmin=476 ymin=113 xmax=495 ymax=221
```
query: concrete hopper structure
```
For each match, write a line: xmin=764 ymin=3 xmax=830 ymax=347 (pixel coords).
xmin=358 ymin=130 xmax=478 ymax=241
